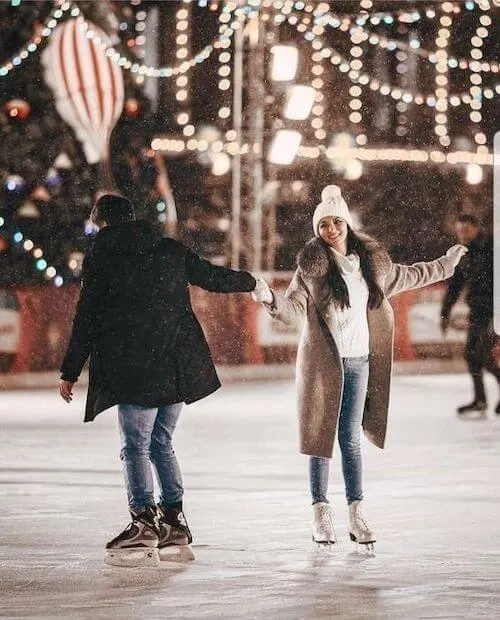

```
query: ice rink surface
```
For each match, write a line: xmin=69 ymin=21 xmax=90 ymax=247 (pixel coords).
xmin=1 ymin=374 xmax=500 ymax=619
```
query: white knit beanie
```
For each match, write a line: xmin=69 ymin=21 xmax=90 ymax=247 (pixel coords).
xmin=312 ymin=185 xmax=353 ymax=236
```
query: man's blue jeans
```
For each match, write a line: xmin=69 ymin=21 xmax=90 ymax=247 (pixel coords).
xmin=118 ymin=403 xmax=184 ymax=512
xmin=309 ymin=355 xmax=369 ymax=506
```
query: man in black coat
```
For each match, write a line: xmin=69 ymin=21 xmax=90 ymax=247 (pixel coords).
xmin=58 ymin=194 xmax=257 ymax=566
xmin=441 ymin=214 xmax=500 ymax=416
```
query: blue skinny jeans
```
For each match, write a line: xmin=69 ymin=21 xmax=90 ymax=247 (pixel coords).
xmin=309 ymin=355 xmax=369 ymax=506
xmin=118 ymin=403 xmax=184 ymax=512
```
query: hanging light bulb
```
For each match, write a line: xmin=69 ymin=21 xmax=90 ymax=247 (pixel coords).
xmin=270 ymin=45 xmax=298 ymax=81
xmin=465 ymin=163 xmax=483 ymax=185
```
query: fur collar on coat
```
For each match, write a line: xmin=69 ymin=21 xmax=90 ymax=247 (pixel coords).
xmin=296 ymin=234 xmax=391 ymax=280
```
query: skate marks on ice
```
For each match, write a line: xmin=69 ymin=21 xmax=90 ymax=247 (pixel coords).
xmin=311 ymin=537 xmax=375 ymax=568
xmin=1 ymin=381 xmax=500 ymax=618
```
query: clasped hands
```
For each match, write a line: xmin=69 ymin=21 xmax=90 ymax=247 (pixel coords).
xmin=251 ymin=274 xmax=273 ymax=304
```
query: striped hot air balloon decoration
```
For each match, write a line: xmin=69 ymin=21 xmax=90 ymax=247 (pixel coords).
xmin=42 ymin=18 xmax=124 ymax=170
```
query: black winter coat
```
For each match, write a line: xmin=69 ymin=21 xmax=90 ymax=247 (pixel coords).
xmin=60 ymin=220 xmax=256 ymax=421
xmin=441 ymin=233 xmax=493 ymax=324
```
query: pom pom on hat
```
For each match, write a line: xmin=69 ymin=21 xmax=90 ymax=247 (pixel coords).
xmin=321 ymin=185 xmax=342 ymax=202
xmin=312 ymin=184 xmax=353 ymax=236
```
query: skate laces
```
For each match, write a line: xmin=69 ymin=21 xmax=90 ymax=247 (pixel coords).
xmin=317 ymin=504 xmax=333 ymax=530
xmin=352 ymin=503 xmax=369 ymax=531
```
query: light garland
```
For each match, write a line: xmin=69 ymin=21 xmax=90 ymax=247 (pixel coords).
xmin=395 ymin=46 xmax=410 ymax=139
xmin=174 ymin=1 xmax=191 ymax=125
xmin=310 ymin=26 xmax=326 ymax=143
xmin=0 ymin=2 xmax=73 ymax=77
xmin=9 ymin=229 xmax=64 ymax=287
xmin=286 ymin=10 xmax=499 ymax=113
xmin=1 ymin=1 xmax=496 ymax=172
xmin=216 ymin=1 xmax=236 ymax=126
xmin=132 ymin=4 xmax=147 ymax=60
xmin=349 ymin=6 xmax=366 ymax=143
xmin=468 ymin=4 xmax=490 ymax=141
xmin=81 ymin=12 xmax=238 ymax=79
xmin=150 ymin=135 xmax=494 ymax=167
xmin=314 ymin=6 xmax=499 ymax=74
xmin=0 ymin=1 xmax=243 ymax=81
xmin=434 ymin=6 xmax=451 ymax=148
xmin=355 ymin=2 xmax=466 ymax=24
xmin=321 ymin=145 xmax=494 ymax=165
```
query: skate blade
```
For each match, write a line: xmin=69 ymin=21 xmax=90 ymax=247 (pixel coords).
xmin=457 ymin=410 xmax=487 ymax=420
xmin=349 ymin=533 xmax=375 ymax=554
xmin=104 ymin=547 xmax=160 ymax=568
xmin=159 ymin=545 xmax=195 ymax=563
xmin=312 ymin=537 xmax=337 ymax=546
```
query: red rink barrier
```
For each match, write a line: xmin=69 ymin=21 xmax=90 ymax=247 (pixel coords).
xmin=0 ymin=280 xmax=468 ymax=374
xmin=0 ymin=285 xmax=263 ymax=373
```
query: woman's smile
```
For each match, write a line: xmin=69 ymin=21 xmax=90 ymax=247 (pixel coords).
xmin=318 ymin=216 xmax=348 ymax=254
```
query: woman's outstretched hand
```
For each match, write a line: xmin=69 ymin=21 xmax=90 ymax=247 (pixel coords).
xmin=251 ymin=275 xmax=273 ymax=304
xmin=445 ymin=244 xmax=468 ymax=267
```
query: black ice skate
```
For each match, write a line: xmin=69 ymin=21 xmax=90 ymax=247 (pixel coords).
xmin=104 ymin=505 xmax=160 ymax=568
xmin=157 ymin=505 xmax=195 ymax=562
xmin=456 ymin=400 xmax=487 ymax=416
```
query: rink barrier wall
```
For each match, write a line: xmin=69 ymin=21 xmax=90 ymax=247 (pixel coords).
xmin=0 ymin=278 xmax=473 ymax=376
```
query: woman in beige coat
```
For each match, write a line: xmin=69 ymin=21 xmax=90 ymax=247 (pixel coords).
xmin=252 ymin=185 xmax=467 ymax=550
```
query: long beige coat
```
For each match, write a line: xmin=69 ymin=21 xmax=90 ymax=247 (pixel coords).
xmin=266 ymin=236 xmax=456 ymax=458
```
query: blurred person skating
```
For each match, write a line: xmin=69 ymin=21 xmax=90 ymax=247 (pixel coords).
xmin=252 ymin=185 xmax=466 ymax=550
xmin=58 ymin=194 xmax=256 ymax=567
xmin=440 ymin=214 xmax=500 ymax=416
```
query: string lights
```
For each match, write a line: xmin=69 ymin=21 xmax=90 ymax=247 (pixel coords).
xmin=216 ymin=2 xmax=237 ymax=126
xmin=349 ymin=4 xmax=367 ymax=145
xmin=309 ymin=17 xmax=327 ymax=144
xmin=468 ymin=4 xmax=491 ymax=144
xmin=152 ymin=0 xmax=497 ymax=168
xmin=434 ymin=4 xmax=452 ymax=148
xmin=394 ymin=48 xmax=409 ymax=139
xmin=132 ymin=4 xmax=147 ymax=60
xmin=317 ymin=5 xmax=499 ymax=74
xmin=5 ymin=227 xmax=64 ymax=287
xmin=286 ymin=8 xmax=499 ymax=114
xmin=150 ymin=134 xmax=494 ymax=168
xmin=81 ymin=14 xmax=235 ymax=79
xmin=1 ymin=0 xmax=497 ymax=175
xmin=0 ymin=2 xmax=73 ymax=77
xmin=174 ymin=0 xmax=191 ymax=128
xmin=0 ymin=1 xmax=243 ymax=81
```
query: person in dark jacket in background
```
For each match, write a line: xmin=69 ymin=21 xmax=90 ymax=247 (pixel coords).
xmin=58 ymin=194 xmax=257 ymax=567
xmin=441 ymin=214 xmax=500 ymax=416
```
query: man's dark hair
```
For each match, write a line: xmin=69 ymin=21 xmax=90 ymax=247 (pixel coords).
xmin=90 ymin=194 xmax=135 ymax=226
xmin=457 ymin=213 xmax=480 ymax=227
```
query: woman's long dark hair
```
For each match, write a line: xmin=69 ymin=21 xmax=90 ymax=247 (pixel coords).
xmin=322 ymin=228 xmax=384 ymax=310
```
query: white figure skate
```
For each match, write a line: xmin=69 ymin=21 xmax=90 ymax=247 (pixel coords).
xmin=349 ymin=500 xmax=375 ymax=552
xmin=311 ymin=502 xmax=337 ymax=545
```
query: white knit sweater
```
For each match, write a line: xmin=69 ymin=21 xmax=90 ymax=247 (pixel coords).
xmin=330 ymin=248 xmax=370 ymax=358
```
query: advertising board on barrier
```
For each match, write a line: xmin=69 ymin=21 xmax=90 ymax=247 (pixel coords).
xmin=408 ymin=292 xmax=468 ymax=343
xmin=0 ymin=290 xmax=21 ymax=372
xmin=255 ymin=274 xmax=300 ymax=347
xmin=257 ymin=306 xmax=300 ymax=346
